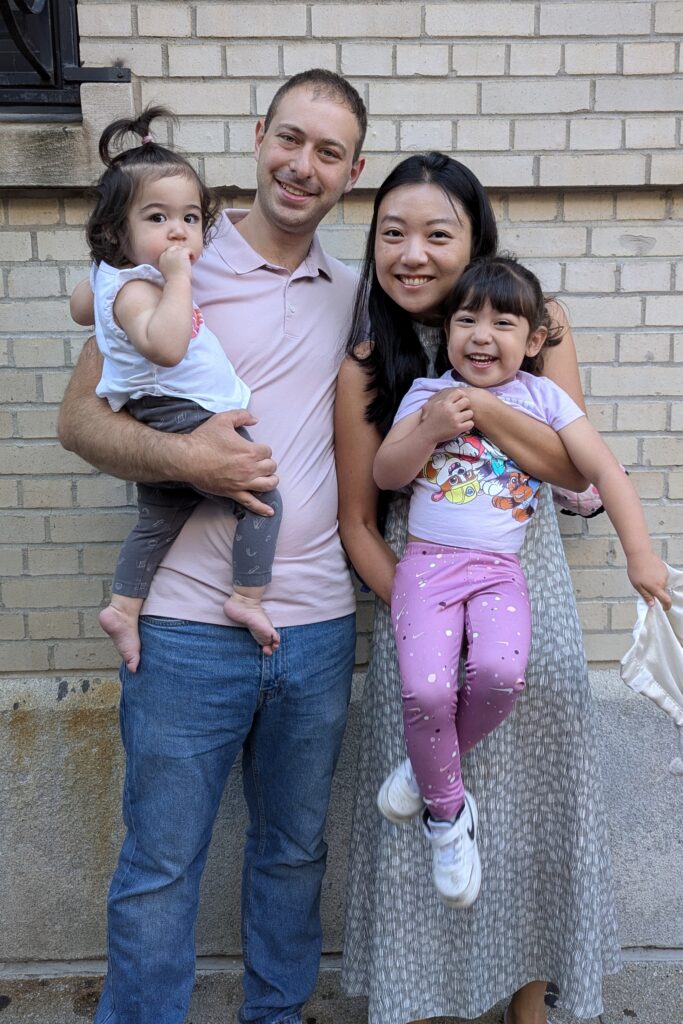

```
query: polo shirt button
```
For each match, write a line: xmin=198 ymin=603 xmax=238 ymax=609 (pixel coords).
xmin=288 ymin=305 xmax=295 ymax=313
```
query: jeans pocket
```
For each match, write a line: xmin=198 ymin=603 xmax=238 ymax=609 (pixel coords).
xmin=139 ymin=615 xmax=192 ymax=627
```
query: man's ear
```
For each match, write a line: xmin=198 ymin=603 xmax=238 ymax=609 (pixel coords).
xmin=254 ymin=119 xmax=266 ymax=160
xmin=343 ymin=156 xmax=366 ymax=194
xmin=526 ymin=325 xmax=547 ymax=357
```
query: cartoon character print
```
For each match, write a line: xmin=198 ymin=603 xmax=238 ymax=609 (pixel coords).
xmin=492 ymin=471 xmax=541 ymax=522
xmin=423 ymin=430 xmax=507 ymax=505
xmin=422 ymin=430 xmax=541 ymax=522
xmin=455 ymin=432 xmax=507 ymax=481
xmin=431 ymin=464 xmax=481 ymax=504
xmin=191 ymin=306 xmax=204 ymax=339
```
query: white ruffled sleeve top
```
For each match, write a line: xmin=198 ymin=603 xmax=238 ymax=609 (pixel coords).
xmin=92 ymin=260 xmax=251 ymax=414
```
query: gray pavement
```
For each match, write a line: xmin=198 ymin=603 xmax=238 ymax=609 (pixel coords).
xmin=0 ymin=959 xmax=680 ymax=1024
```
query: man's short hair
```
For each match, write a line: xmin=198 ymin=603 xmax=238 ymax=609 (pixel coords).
xmin=263 ymin=69 xmax=367 ymax=161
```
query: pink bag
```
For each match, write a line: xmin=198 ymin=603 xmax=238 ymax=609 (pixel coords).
xmin=551 ymin=481 xmax=605 ymax=518
xmin=552 ymin=465 xmax=628 ymax=519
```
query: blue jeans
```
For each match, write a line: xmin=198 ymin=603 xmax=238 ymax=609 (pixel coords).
xmin=94 ymin=612 xmax=355 ymax=1024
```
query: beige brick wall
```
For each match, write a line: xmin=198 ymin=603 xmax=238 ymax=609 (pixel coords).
xmin=1 ymin=188 xmax=680 ymax=673
xmin=1 ymin=0 xmax=681 ymax=675
xmin=71 ymin=0 xmax=683 ymax=189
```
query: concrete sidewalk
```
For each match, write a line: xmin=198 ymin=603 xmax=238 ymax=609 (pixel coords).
xmin=0 ymin=958 xmax=681 ymax=1024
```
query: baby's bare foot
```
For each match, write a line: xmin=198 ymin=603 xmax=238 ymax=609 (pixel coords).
xmin=224 ymin=594 xmax=280 ymax=656
xmin=99 ymin=603 xmax=141 ymax=673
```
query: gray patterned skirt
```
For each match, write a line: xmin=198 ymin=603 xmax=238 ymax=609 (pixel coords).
xmin=341 ymin=486 xmax=621 ymax=1023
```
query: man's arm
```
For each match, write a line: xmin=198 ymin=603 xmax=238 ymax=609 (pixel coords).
xmin=58 ymin=337 xmax=278 ymax=512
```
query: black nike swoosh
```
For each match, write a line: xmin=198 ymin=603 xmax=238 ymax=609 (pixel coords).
xmin=466 ymin=802 xmax=475 ymax=841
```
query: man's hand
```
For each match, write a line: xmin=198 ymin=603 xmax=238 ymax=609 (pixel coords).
xmin=180 ymin=409 xmax=279 ymax=515
xmin=419 ymin=387 xmax=474 ymax=444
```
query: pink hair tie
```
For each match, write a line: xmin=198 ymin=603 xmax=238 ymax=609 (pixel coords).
xmin=141 ymin=134 xmax=153 ymax=144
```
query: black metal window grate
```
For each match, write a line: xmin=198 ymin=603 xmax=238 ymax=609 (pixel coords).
xmin=0 ymin=0 xmax=129 ymax=120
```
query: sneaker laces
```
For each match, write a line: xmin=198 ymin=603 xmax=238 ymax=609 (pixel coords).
xmin=436 ymin=830 xmax=464 ymax=867
xmin=425 ymin=814 xmax=466 ymax=866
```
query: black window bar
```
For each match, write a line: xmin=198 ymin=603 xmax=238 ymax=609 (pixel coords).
xmin=0 ymin=0 xmax=129 ymax=120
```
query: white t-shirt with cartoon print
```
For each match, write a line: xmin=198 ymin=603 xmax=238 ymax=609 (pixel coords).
xmin=394 ymin=369 xmax=584 ymax=553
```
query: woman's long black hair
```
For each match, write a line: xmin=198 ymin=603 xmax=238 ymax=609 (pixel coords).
xmin=347 ymin=152 xmax=498 ymax=437
xmin=86 ymin=106 xmax=220 ymax=267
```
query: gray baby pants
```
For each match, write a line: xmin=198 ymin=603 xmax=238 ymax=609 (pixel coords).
xmin=112 ymin=396 xmax=282 ymax=599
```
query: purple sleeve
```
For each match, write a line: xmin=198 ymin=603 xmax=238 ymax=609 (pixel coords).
xmin=525 ymin=375 xmax=585 ymax=431
xmin=393 ymin=375 xmax=453 ymax=426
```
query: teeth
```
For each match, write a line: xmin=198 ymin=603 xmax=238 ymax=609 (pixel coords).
xmin=400 ymin=276 xmax=431 ymax=285
xmin=280 ymin=182 xmax=309 ymax=197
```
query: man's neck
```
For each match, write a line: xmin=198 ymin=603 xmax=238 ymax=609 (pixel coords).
xmin=235 ymin=204 xmax=315 ymax=273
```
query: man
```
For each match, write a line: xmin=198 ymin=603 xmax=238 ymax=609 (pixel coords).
xmin=58 ymin=70 xmax=366 ymax=1024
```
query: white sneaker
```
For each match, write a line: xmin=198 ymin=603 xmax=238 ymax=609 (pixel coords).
xmin=377 ymin=758 xmax=423 ymax=823
xmin=423 ymin=791 xmax=481 ymax=908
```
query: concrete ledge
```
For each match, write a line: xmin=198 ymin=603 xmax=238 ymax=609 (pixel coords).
xmin=3 ymin=669 xmax=682 ymax=958
xmin=2 ymin=668 xmax=682 ymax=1019
xmin=1 ymin=672 xmax=363 ymax=959
xmin=0 ymin=84 xmax=134 ymax=189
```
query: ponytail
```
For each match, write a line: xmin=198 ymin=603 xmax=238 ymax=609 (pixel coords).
xmin=87 ymin=105 xmax=219 ymax=266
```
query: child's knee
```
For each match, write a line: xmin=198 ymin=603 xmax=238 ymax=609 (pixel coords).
xmin=497 ymin=673 xmax=526 ymax=697
xmin=489 ymin=666 xmax=526 ymax=695
xmin=401 ymin=682 xmax=455 ymax=722
xmin=471 ymin=643 xmax=527 ymax=689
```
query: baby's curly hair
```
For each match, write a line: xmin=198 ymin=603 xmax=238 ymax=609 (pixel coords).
xmin=86 ymin=106 xmax=220 ymax=267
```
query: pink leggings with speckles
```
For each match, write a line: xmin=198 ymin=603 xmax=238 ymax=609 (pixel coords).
xmin=391 ymin=542 xmax=531 ymax=821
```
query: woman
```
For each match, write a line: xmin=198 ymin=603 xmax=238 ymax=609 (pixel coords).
xmin=336 ymin=153 xmax=620 ymax=1024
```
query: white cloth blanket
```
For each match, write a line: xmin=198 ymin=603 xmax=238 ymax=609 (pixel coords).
xmin=620 ymin=563 xmax=683 ymax=774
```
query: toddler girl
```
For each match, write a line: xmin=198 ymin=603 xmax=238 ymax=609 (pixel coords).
xmin=373 ymin=255 xmax=670 ymax=909
xmin=72 ymin=107 xmax=282 ymax=672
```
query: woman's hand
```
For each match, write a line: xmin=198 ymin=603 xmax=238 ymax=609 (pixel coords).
xmin=419 ymin=387 xmax=474 ymax=444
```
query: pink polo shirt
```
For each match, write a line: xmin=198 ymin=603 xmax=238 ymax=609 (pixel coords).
xmin=143 ymin=210 xmax=356 ymax=628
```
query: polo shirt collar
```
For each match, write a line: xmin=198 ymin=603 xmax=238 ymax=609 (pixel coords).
xmin=211 ymin=209 xmax=333 ymax=280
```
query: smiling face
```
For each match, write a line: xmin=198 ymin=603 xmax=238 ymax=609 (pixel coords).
xmin=252 ymin=85 xmax=364 ymax=240
xmin=447 ymin=300 xmax=547 ymax=388
xmin=125 ymin=173 xmax=204 ymax=269
xmin=374 ymin=183 xmax=473 ymax=321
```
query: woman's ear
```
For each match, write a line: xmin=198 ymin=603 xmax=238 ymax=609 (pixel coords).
xmin=526 ymin=325 xmax=547 ymax=357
